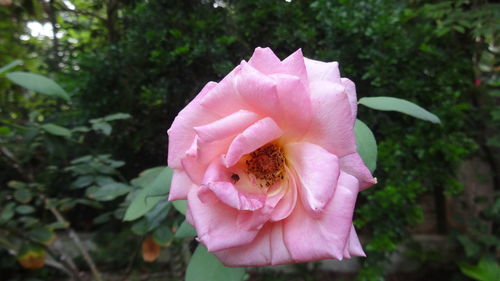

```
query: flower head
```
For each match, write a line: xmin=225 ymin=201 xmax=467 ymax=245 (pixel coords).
xmin=167 ymin=47 xmax=376 ymax=266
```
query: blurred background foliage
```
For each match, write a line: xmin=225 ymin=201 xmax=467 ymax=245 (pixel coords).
xmin=0 ymin=0 xmax=498 ymax=280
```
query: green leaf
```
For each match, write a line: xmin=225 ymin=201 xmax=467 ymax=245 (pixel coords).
xmin=131 ymin=218 xmax=149 ymax=236
xmin=103 ymin=113 xmax=131 ymax=122
xmin=28 ymin=227 xmax=55 ymax=245
xmin=88 ymin=182 xmax=132 ymax=201
xmin=186 ymin=244 xmax=245 ymax=281
xmin=144 ymin=200 xmax=170 ymax=231
xmin=123 ymin=167 xmax=173 ymax=221
xmin=93 ymin=212 xmax=113 ymax=224
xmin=153 ymin=225 xmax=173 ymax=245
xmin=175 ymin=220 xmax=197 ymax=238
xmin=0 ymin=60 xmax=22 ymax=74
xmin=92 ymin=122 xmax=112 ymax=135
xmin=47 ymin=221 xmax=69 ymax=230
xmin=173 ymin=200 xmax=186 ymax=215
xmin=0 ymin=202 xmax=16 ymax=222
xmin=359 ymin=96 xmax=441 ymax=123
xmin=459 ymin=258 xmax=500 ymax=281
xmin=131 ymin=167 xmax=165 ymax=189
xmin=6 ymin=71 xmax=70 ymax=101
xmin=16 ymin=205 xmax=35 ymax=215
xmin=14 ymin=188 xmax=32 ymax=203
xmin=41 ymin=123 xmax=72 ymax=138
xmin=354 ymin=119 xmax=377 ymax=173
xmin=71 ymin=175 xmax=94 ymax=189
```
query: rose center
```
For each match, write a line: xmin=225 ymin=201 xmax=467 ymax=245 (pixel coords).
xmin=245 ymin=143 xmax=285 ymax=187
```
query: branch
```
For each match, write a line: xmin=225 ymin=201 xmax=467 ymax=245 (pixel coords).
xmin=43 ymin=196 xmax=103 ymax=281
xmin=55 ymin=2 xmax=106 ymax=22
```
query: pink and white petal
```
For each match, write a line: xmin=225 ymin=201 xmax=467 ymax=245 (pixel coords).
xmin=304 ymin=58 xmax=341 ymax=84
xmin=304 ymin=80 xmax=357 ymax=157
xmin=224 ymin=117 xmax=283 ymax=167
xmin=269 ymin=73 xmax=312 ymax=140
xmin=341 ymin=78 xmax=358 ymax=123
xmin=270 ymin=167 xmax=298 ymax=221
xmin=168 ymin=169 xmax=193 ymax=201
xmin=168 ymin=82 xmax=219 ymax=168
xmin=286 ymin=142 xmax=339 ymax=216
xmin=278 ymin=49 xmax=308 ymax=84
xmin=284 ymin=171 xmax=360 ymax=261
xmin=199 ymin=66 xmax=246 ymax=117
xmin=248 ymin=47 xmax=282 ymax=75
xmin=235 ymin=62 xmax=281 ymax=119
xmin=194 ymin=110 xmax=260 ymax=143
xmin=188 ymin=187 xmax=259 ymax=252
xmin=340 ymin=152 xmax=377 ymax=191
xmin=213 ymin=222 xmax=294 ymax=267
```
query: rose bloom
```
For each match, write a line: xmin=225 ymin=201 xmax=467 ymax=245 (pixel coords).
xmin=167 ymin=47 xmax=376 ymax=266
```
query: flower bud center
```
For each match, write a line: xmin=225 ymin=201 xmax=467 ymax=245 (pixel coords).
xmin=245 ymin=143 xmax=285 ymax=187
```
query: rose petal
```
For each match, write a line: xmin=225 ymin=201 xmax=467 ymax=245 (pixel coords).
xmin=304 ymin=57 xmax=341 ymax=84
xmin=188 ymin=187 xmax=259 ymax=252
xmin=235 ymin=61 xmax=280 ymax=119
xmin=213 ymin=222 xmax=294 ymax=267
xmin=168 ymin=169 xmax=193 ymax=201
xmin=270 ymin=166 xmax=298 ymax=222
xmin=180 ymin=137 xmax=205 ymax=184
xmin=194 ymin=110 xmax=260 ymax=143
xmin=341 ymin=78 xmax=358 ymax=124
xmin=198 ymin=157 xmax=266 ymax=211
xmin=340 ymin=152 xmax=377 ymax=191
xmin=248 ymin=47 xmax=282 ymax=75
xmin=224 ymin=117 xmax=283 ymax=167
xmin=167 ymin=82 xmax=219 ymax=168
xmin=343 ymin=224 xmax=365 ymax=258
xmin=286 ymin=142 xmax=339 ymax=216
xmin=279 ymin=49 xmax=308 ymax=84
xmin=304 ymin=80 xmax=356 ymax=157
xmin=199 ymin=66 xmax=246 ymax=117
xmin=269 ymin=73 xmax=312 ymax=140
xmin=284 ymin=171 xmax=360 ymax=261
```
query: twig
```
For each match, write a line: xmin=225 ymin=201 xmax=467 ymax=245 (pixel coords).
xmin=44 ymin=197 xmax=104 ymax=281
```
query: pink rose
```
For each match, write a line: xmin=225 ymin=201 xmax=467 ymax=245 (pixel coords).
xmin=167 ymin=47 xmax=376 ymax=266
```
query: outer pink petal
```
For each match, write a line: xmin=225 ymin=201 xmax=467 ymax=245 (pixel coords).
xmin=270 ymin=73 xmax=312 ymax=140
xmin=187 ymin=186 xmax=259 ymax=252
xmin=168 ymin=169 xmax=193 ymax=201
xmin=278 ymin=49 xmax=308 ymax=84
xmin=286 ymin=142 xmax=339 ymax=216
xmin=199 ymin=66 xmax=246 ymax=117
xmin=213 ymin=222 xmax=294 ymax=267
xmin=340 ymin=152 xmax=377 ymax=191
xmin=235 ymin=61 xmax=280 ymax=119
xmin=224 ymin=117 xmax=283 ymax=167
xmin=284 ymin=171 xmax=360 ymax=261
xmin=304 ymin=57 xmax=341 ymax=84
xmin=194 ymin=110 xmax=260 ymax=143
xmin=341 ymin=78 xmax=358 ymax=124
xmin=167 ymin=82 xmax=219 ymax=168
xmin=304 ymin=80 xmax=357 ymax=157
xmin=343 ymin=224 xmax=365 ymax=258
xmin=248 ymin=47 xmax=281 ymax=75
